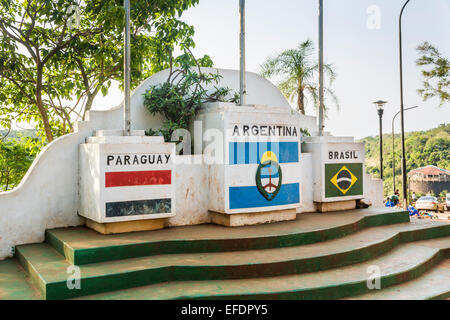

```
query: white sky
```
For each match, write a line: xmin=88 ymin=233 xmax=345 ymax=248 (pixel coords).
xmin=92 ymin=0 xmax=450 ymax=139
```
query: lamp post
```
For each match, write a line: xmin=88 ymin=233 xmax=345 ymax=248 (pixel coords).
xmin=373 ymin=100 xmax=387 ymax=180
xmin=399 ymin=0 xmax=411 ymax=208
xmin=391 ymin=106 xmax=419 ymax=192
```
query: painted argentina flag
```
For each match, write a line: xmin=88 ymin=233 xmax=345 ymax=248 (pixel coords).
xmin=227 ymin=124 xmax=301 ymax=211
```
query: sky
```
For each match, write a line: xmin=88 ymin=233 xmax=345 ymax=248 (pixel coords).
xmin=93 ymin=0 xmax=450 ymax=139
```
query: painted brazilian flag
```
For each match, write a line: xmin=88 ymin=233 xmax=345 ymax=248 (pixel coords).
xmin=325 ymin=163 xmax=363 ymax=198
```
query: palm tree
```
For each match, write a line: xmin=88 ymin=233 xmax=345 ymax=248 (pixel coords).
xmin=259 ymin=39 xmax=338 ymax=115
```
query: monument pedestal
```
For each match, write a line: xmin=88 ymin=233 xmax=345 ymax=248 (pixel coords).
xmin=196 ymin=103 xmax=302 ymax=226
xmin=315 ymin=200 xmax=356 ymax=213
xmin=85 ymin=217 xmax=166 ymax=235
xmin=210 ymin=209 xmax=297 ymax=227
xmin=303 ymin=136 xmax=365 ymax=212
xmin=78 ymin=130 xmax=176 ymax=234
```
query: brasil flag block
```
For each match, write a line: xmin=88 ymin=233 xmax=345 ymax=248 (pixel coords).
xmin=228 ymin=142 xmax=300 ymax=210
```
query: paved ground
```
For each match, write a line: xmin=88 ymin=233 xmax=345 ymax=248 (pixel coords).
xmin=388 ymin=203 xmax=449 ymax=222
xmin=410 ymin=210 xmax=450 ymax=223
xmin=435 ymin=211 xmax=450 ymax=222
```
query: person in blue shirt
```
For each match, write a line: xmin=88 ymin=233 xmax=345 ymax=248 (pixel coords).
xmin=385 ymin=197 xmax=395 ymax=208
xmin=407 ymin=204 xmax=419 ymax=217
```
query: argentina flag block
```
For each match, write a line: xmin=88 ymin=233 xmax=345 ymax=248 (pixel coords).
xmin=225 ymin=124 xmax=301 ymax=213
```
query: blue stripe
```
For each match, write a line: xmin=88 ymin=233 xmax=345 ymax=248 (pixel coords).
xmin=229 ymin=183 xmax=300 ymax=209
xmin=228 ymin=142 xmax=299 ymax=165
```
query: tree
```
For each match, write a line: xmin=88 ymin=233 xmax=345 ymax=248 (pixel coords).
xmin=0 ymin=0 xmax=201 ymax=143
xmin=416 ymin=41 xmax=449 ymax=106
xmin=0 ymin=138 xmax=35 ymax=191
xmin=360 ymin=124 xmax=450 ymax=196
xmin=259 ymin=39 xmax=338 ymax=115
xmin=0 ymin=0 xmax=102 ymax=142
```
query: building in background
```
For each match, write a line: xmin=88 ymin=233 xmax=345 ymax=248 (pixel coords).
xmin=409 ymin=165 xmax=450 ymax=196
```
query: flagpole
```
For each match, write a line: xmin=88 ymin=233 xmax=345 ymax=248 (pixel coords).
xmin=124 ymin=0 xmax=131 ymax=135
xmin=318 ymin=0 xmax=324 ymax=136
xmin=239 ymin=0 xmax=246 ymax=106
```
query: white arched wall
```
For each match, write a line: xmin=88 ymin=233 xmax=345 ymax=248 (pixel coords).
xmin=103 ymin=67 xmax=315 ymax=133
xmin=0 ymin=68 xmax=321 ymax=260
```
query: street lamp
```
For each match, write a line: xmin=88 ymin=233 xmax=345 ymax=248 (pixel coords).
xmin=392 ymin=106 xmax=419 ymax=192
xmin=373 ymin=100 xmax=388 ymax=180
xmin=399 ymin=0 xmax=411 ymax=208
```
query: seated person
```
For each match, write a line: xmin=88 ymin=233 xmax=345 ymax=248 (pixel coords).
xmin=391 ymin=194 xmax=399 ymax=206
xmin=385 ymin=197 xmax=395 ymax=208
xmin=407 ymin=204 xmax=419 ymax=217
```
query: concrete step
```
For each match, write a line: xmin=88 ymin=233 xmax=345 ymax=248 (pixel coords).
xmin=46 ymin=208 xmax=410 ymax=265
xmin=79 ymin=237 xmax=450 ymax=300
xmin=16 ymin=220 xmax=450 ymax=300
xmin=0 ymin=259 xmax=41 ymax=300
xmin=345 ymin=258 xmax=450 ymax=300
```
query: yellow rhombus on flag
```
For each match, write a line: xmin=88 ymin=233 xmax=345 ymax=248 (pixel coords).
xmin=330 ymin=165 xmax=358 ymax=195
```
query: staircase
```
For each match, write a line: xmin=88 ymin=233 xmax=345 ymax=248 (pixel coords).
xmin=1 ymin=208 xmax=449 ymax=300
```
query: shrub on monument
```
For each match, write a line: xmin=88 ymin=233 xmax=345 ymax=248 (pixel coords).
xmin=143 ymin=51 xmax=239 ymax=141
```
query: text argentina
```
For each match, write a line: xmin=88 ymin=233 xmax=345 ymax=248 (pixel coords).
xmin=107 ymin=154 xmax=171 ymax=166
xmin=232 ymin=125 xmax=298 ymax=137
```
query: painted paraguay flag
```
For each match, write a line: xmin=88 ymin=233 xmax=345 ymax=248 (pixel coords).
xmin=104 ymin=169 xmax=172 ymax=218
xmin=228 ymin=141 xmax=300 ymax=210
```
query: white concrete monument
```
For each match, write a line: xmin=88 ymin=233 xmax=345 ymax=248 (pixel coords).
xmin=0 ymin=68 xmax=383 ymax=259
xmin=303 ymin=136 xmax=366 ymax=212
xmin=79 ymin=130 xmax=176 ymax=233
xmin=196 ymin=103 xmax=303 ymax=226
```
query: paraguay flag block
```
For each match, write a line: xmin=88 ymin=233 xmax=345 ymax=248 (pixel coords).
xmin=228 ymin=141 xmax=300 ymax=210
xmin=104 ymin=169 xmax=173 ymax=218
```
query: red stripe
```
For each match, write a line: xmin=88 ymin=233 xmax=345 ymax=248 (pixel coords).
xmin=105 ymin=170 xmax=172 ymax=188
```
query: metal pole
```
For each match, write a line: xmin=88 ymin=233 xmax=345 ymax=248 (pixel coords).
xmin=124 ymin=0 xmax=131 ymax=136
xmin=391 ymin=105 xmax=418 ymax=194
xmin=239 ymin=0 xmax=246 ymax=106
xmin=378 ymin=109 xmax=384 ymax=180
xmin=399 ymin=0 xmax=411 ymax=208
xmin=318 ymin=0 xmax=324 ymax=136
xmin=392 ymin=116 xmax=396 ymax=192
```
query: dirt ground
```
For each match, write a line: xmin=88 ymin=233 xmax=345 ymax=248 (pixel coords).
xmin=434 ymin=211 xmax=450 ymax=222
xmin=411 ymin=210 xmax=450 ymax=223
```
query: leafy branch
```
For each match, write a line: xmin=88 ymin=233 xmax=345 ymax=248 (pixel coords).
xmin=143 ymin=50 xmax=238 ymax=141
xmin=416 ymin=41 xmax=449 ymax=106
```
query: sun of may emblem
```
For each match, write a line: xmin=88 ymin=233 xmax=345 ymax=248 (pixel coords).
xmin=256 ymin=151 xmax=283 ymax=201
xmin=330 ymin=165 xmax=358 ymax=195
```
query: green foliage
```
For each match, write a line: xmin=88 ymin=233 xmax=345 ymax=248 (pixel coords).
xmin=143 ymin=51 xmax=237 ymax=141
xmin=360 ymin=123 xmax=450 ymax=196
xmin=0 ymin=0 xmax=201 ymax=143
xmin=259 ymin=39 xmax=338 ymax=115
xmin=0 ymin=136 xmax=37 ymax=191
xmin=0 ymin=0 xmax=213 ymax=189
xmin=300 ymin=128 xmax=311 ymax=137
xmin=416 ymin=41 xmax=449 ymax=105
xmin=0 ymin=129 xmax=36 ymax=140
